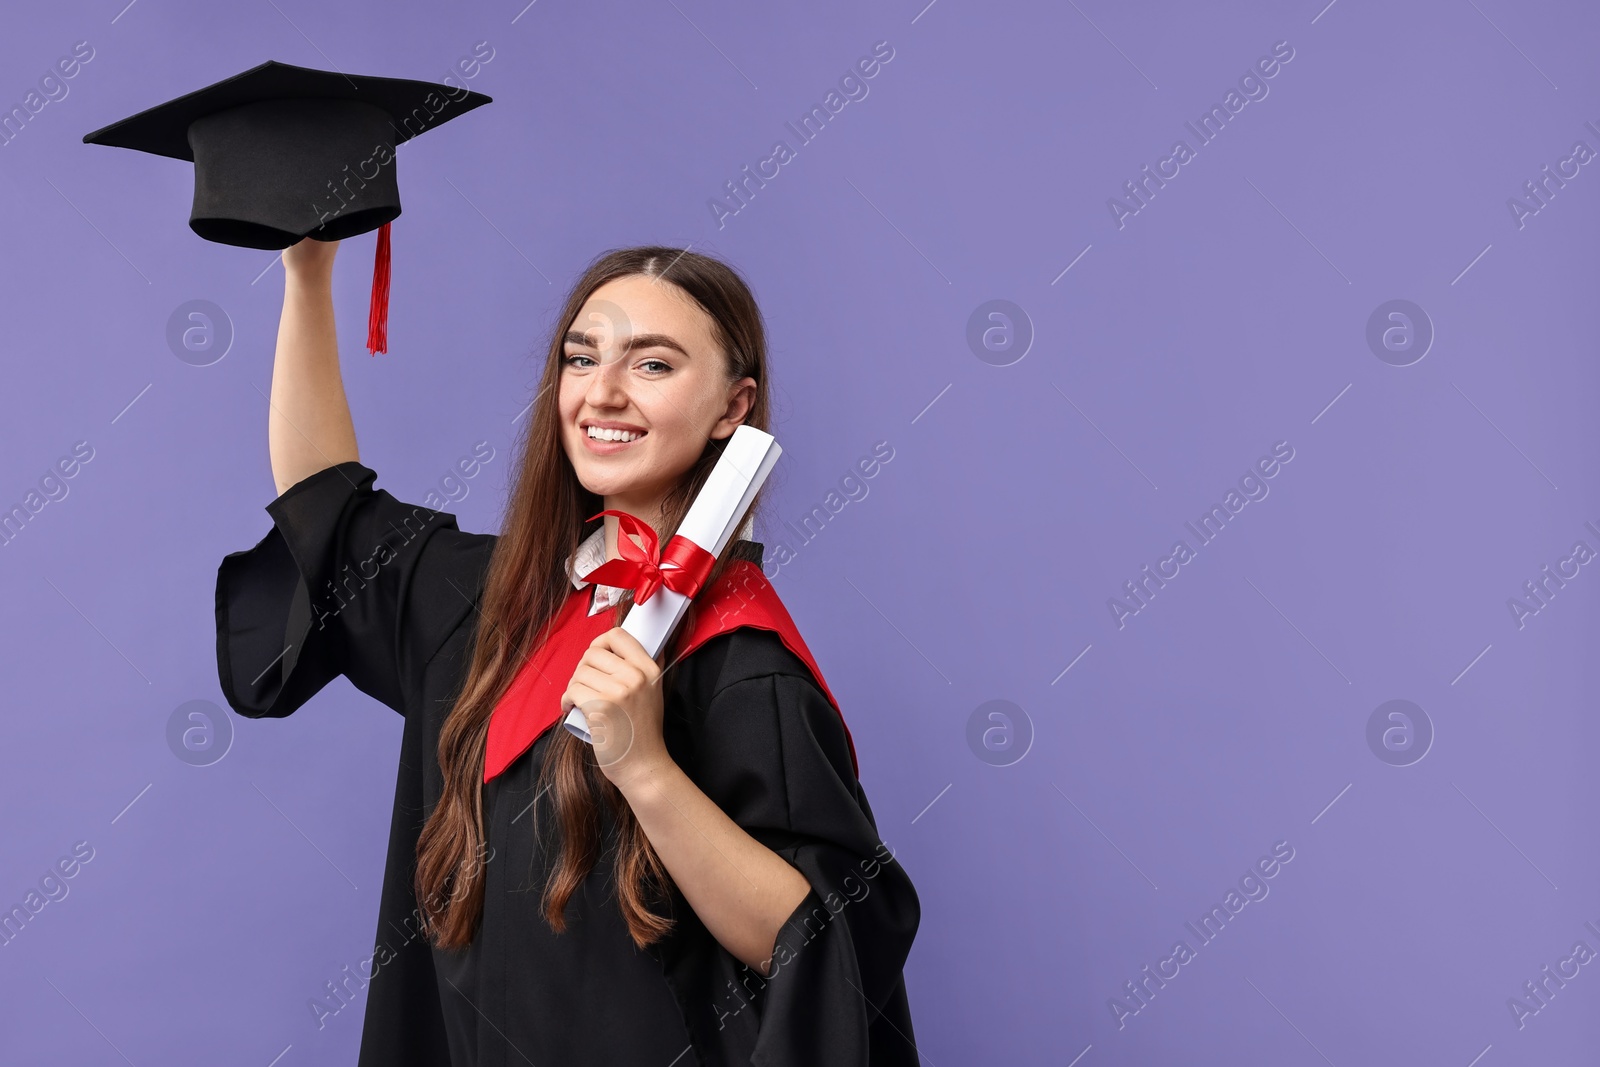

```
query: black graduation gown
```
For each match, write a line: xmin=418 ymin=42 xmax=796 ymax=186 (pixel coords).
xmin=214 ymin=460 xmax=922 ymax=1066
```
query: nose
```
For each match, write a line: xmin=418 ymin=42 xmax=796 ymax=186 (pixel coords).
xmin=584 ymin=349 xmax=632 ymax=408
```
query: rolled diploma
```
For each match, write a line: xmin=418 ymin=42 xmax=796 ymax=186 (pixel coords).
xmin=563 ymin=423 xmax=782 ymax=743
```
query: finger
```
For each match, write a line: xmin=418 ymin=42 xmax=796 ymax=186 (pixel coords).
xmin=561 ymin=682 xmax=593 ymax=713
xmin=570 ymin=666 xmax=632 ymax=706
xmin=596 ymin=626 xmax=648 ymax=657
xmin=570 ymin=670 xmax=607 ymax=696
xmin=586 ymin=649 xmax=647 ymax=687
xmin=577 ymin=646 xmax=633 ymax=679
xmin=593 ymin=628 xmax=662 ymax=678
xmin=589 ymin=641 xmax=659 ymax=686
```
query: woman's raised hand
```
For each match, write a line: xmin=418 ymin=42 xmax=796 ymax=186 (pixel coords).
xmin=268 ymin=233 xmax=357 ymax=494
xmin=283 ymin=235 xmax=339 ymax=276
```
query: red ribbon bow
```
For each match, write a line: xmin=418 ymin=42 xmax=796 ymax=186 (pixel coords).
xmin=580 ymin=509 xmax=715 ymax=605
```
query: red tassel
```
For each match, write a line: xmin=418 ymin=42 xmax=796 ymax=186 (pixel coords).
xmin=366 ymin=221 xmax=391 ymax=356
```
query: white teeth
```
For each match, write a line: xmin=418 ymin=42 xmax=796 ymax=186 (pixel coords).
xmin=587 ymin=426 xmax=643 ymax=442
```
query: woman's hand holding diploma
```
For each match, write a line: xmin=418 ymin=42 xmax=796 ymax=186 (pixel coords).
xmin=562 ymin=627 xmax=670 ymax=790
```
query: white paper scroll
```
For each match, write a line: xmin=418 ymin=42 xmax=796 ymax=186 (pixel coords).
xmin=563 ymin=424 xmax=781 ymax=743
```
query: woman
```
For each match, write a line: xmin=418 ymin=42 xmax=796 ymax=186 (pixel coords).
xmin=215 ymin=238 xmax=921 ymax=1066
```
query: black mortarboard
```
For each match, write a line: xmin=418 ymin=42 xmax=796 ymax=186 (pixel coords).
xmin=83 ymin=60 xmax=492 ymax=354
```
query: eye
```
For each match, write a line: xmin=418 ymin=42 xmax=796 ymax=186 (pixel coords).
xmin=639 ymin=358 xmax=672 ymax=373
xmin=562 ymin=353 xmax=595 ymax=368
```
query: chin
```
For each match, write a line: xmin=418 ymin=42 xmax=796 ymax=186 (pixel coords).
xmin=574 ymin=470 xmax=619 ymax=495
xmin=574 ymin=466 xmax=642 ymax=496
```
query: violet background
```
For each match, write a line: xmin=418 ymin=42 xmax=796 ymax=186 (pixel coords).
xmin=0 ymin=1 xmax=1596 ymax=1064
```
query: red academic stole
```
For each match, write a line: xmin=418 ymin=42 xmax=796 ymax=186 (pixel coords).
xmin=482 ymin=558 xmax=860 ymax=784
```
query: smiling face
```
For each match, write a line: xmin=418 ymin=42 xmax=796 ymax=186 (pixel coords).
xmin=558 ymin=273 xmax=756 ymax=530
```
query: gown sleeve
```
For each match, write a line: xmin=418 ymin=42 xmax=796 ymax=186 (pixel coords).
xmin=686 ymin=645 xmax=922 ymax=1066
xmin=215 ymin=460 xmax=486 ymax=719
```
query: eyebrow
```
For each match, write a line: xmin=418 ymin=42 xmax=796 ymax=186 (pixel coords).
xmin=564 ymin=330 xmax=691 ymax=358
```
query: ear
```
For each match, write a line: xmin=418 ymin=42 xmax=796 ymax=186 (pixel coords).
xmin=711 ymin=377 xmax=758 ymax=439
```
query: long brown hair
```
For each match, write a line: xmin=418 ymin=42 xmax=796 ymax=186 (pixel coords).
xmin=415 ymin=247 xmax=772 ymax=951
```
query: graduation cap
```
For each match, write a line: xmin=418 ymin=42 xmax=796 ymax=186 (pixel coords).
xmin=82 ymin=60 xmax=492 ymax=354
